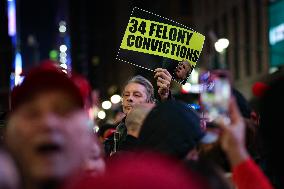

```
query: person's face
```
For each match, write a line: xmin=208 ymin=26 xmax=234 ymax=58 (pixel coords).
xmin=0 ymin=152 xmax=20 ymax=189
xmin=122 ymin=83 xmax=148 ymax=115
xmin=84 ymin=139 xmax=105 ymax=176
xmin=175 ymin=61 xmax=191 ymax=80
xmin=5 ymin=90 xmax=93 ymax=183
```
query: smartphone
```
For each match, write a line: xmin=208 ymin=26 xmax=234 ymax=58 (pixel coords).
xmin=200 ymin=71 xmax=231 ymax=122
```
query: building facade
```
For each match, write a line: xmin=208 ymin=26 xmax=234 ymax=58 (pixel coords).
xmin=170 ymin=0 xmax=270 ymax=99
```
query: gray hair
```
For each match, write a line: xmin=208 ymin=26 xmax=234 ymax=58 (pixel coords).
xmin=124 ymin=75 xmax=155 ymax=103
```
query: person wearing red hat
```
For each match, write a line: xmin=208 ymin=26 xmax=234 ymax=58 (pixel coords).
xmin=0 ymin=149 xmax=20 ymax=189
xmin=70 ymin=73 xmax=92 ymax=109
xmin=5 ymin=63 xmax=98 ymax=189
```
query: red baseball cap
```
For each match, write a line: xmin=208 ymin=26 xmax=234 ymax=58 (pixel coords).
xmin=11 ymin=61 xmax=84 ymax=111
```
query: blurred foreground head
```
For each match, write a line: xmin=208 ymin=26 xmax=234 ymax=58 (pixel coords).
xmin=83 ymin=134 xmax=105 ymax=177
xmin=139 ymin=100 xmax=205 ymax=160
xmin=0 ymin=149 xmax=20 ymax=189
xmin=5 ymin=62 xmax=94 ymax=189
xmin=125 ymin=103 xmax=155 ymax=138
xmin=68 ymin=152 xmax=211 ymax=189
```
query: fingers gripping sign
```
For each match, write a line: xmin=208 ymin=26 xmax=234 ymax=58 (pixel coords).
xmin=154 ymin=68 xmax=172 ymax=101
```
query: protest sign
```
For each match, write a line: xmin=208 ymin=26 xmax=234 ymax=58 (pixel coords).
xmin=117 ymin=7 xmax=205 ymax=84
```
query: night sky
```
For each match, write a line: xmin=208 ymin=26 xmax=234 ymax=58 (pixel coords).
xmin=19 ymin=0 xmax=58 ymax=69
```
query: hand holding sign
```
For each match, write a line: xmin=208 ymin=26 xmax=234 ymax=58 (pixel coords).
xmin=117 ymin=7 xmax=205 ymax=84
xmin=154 ymin=68 xmax=172 ymax=101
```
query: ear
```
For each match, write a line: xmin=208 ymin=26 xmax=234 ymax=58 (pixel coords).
xmin=250 ymin=111 xmax=259 ymax=126
xmin=185 ymin=148 xmax=199 ymax=161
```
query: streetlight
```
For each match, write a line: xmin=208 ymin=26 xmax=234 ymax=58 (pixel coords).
xmin=98 ymin=110 xmax=106 ymax=119
xmin=102 ymin=100 xmax=112 ymax=110
xmin=59 ymin=44 xmax=67 ymax=52
xmin=214 ymin=38 xmax=229 ymax=53
xmin=110 ymin=94 xmax=121 ymax=104
xmin=214 ymin=38 xmax=229 ymax=69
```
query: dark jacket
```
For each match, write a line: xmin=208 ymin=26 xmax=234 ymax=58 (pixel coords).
xmin=104 ymin=118 xmax=126 ymax=156
xmin=119 ymin=135 xmax=140 ymax=151
xmin=105 ymin=94 xmax=174 ymax=156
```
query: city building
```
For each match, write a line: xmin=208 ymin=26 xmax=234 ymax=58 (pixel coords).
xmin=170 ymin=0 xmax=270 ymax=99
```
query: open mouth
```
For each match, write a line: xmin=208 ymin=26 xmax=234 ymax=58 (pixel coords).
xmin=36 ymin=143 xmax=63 ymax=155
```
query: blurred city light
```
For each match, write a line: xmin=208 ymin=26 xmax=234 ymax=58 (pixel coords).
xmin=214 ymin=38 xmax=229 ymax=53
xmin=98 ymin=110 xmax=106 ymax=119
xmin=14 ymin=52 xmax=22 ymax=75
xmin=7 ymin=0 xmax=16 ymax=37
xmin=269 ymin=23 xmax=284 ymax=45
xmin=59 ymin=25 xmax=66 ymax=33
xmin=189 ymin=68 xmax=199 ymax=84
xmin=27 ymin=35 xmax=38 ymax=46
xmin=60 ymin=57 xmax=67 ymax=64
xmin=181 ymin=83 xmax=191 ymax=93
xmin=59 ymin=44 xmax=67 ymax=52
xmin=181 ymin=82 xmax=202 ymax=94
xmin=59 ymin=21 xmax=66 ymax=26
xmin=189 ymin=84 xmax=202 ymax=93
xmin=49 ymin=50 xmax=58 ymax=60
xmin=187 ymin=103 xmax=200 ymax=110
xmin=60 ymin=52 xmax=67 ymax=58
xmin=14 ymin=52 xmax=23 ymax=86
xmin=102 ymin=100 xmax=112 ymax=110
xmin=60 ymin=63 xmax=67 ymax=70
xmin=269 ymin=67 xmax=278 ymax=74
xmin=93 ymin=125 xmax=99 ymax=133
xmin=110 ymin=94 xmax=121 ymax=104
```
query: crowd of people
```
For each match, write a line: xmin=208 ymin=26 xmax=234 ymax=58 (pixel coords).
xmin=0 ymin=59 xmax=282 ymax=189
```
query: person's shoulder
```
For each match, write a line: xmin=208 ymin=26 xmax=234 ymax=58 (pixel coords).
xmin=119 ymin=135 xmax=139 ymax=151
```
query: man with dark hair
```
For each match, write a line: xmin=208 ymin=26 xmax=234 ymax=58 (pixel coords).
xmin=138 ymin=100 xmax=205 ymax=160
